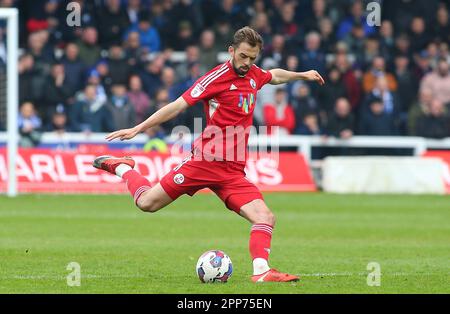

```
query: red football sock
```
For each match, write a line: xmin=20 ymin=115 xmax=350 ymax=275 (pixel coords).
xmin=249 ymin=224 xmax=273 ymax=261
xmin=122 ymin=170 xmax=152 ymax=204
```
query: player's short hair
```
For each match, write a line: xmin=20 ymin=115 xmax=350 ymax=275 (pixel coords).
xmin=232 ymin=26 xmax=263 ymax=50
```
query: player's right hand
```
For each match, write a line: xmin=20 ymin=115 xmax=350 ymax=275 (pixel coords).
xmin=105 ymin=127 xmax=139 ymax=142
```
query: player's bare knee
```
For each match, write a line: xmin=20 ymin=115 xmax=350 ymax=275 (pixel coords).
xmin=136 ymin=196 xmax=160 ymax=213
xmin=254 ymin=208 xmax=276 ymax=226
xmin=263 ymin=211 xmax=276 ymax=226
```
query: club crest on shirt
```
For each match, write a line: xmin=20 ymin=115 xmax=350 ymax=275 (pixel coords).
xmin=191 ymin=83 xmax=205 ymax=98
xmin=173 ymin=173 xmax=185 ymax=184
xmin=250 ymin=79 xmax=256 ymax=89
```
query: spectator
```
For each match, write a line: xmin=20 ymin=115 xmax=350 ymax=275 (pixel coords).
xmin=394 ymin=54 xmax=418 ymax=113
xmin=250 ymin=12 xmax=272 ymax=47
xmin=198 ymin=30 xmax=219 ymax=72
xmin=139 ymin=54 xmax=165 ymax=98
xmin=76 ymin=27 xmax=101 ymax=68
xmin=161 ymin=67 xmax=179 ymax=102
xmin=326 ymin=97 xmax=355 ymax=139
xmin=415 ymin=99 xmax=450 ymax=139
xmin=26 ymin=30 xmax=54 ymax=69
xmin=83 ymin=69 xmax=108 ymax=108
xmin=362 ymin=56 xmax=398 ymax=93
xmin=170 ymin=20 xmax=195 ymax=51
xmin=175 ymin=62 xmax=205 ymax=133
xmin=304 ymin=0 xmax=328 ymax=32
xmin=295 ymin=112 xmax=324 ymax=136
xmin=213 ymin=18 xmax=234 ymax=52
xmin=334 ymin=52 xmax=362 ymax=110
xmin=343 ymin=21 xmax=366 ymax=64
xmin=97 ymin=0 xmax=130 ymax=48
xmin=291 ymin=81 xmax=319 ymax=125
xmin=123 ymin=31 xmax=145 ymax=69
xmin=438 ymin=42 xmax=450 ymax=64
xmin=363 ymin=76 xmax=402 ymax=125
xmin=18 ymin=53 xmax=45 ymax=105
xmin=318 ymin=17 xmax=336 ymax=53
xmin=57 ymin=0 xmax=97 ymax=43
xmin=255 ymin=58 xmax=279 ymax=126
xmin=106 ymin=84 xmax=136 ymax=130
xmin=148 ymin=88 xmax=172 ymax=135
xmin=263 ymin=88 xmax=295 ymax=135
xmin=61 ymin=42 xmax=86 ymax=96
xmin=379 ymin=20 xmax=395 ymax=62
xmin=70 ymin=84 xmax=115 ymax=133
xmin=413 ymin=50 xmax=434 ymax=82
xmin=45 ymin=104 xmax=70 ymax=133
xmin=434 ymin=4 xmax=450 ymax=43
xmin=299 ymin=31 xmax=326 ymax=77
xmin=18 ymin=102 xmax=42 ymax=147
xmin=143 ymin=126 xmax=169 ymax=153
xmin=106 ymin=45 xmax=131 ymax=86
xmin=408 ymin=88 xmax=433 ymax=135
xmin=420 ymin=58 xmax=450 ymax=105
xmin=25 ymin=30 xmax=54 ymax=103
xmin=261 ymin=34 xmax=287 ymax=69
xmin=42 ymin=62 xmax=72 ymax=121
xmin=149 ymin=0 xmax=170 ymax=40
xmin=284 ymin=54 xmax=300 ymax=104
xmin=362 ymin=35 xmax=381 ymax=70
xmin=124 ymin=10 xmax=161 ymax=54
xmin=273 ymin=1 xmax=302 ymax=45
xmin=126 ymin=0 xmax=144 ymax=26
xmin=394 ymin=33 xmax=413 ymax=60
xmin=170 ymin=0 xmax=204 ymax=35
xmin=337 ymin=0 xmax=376 ymax=40
xmin=127 ymin=75 xmax=151 ymax=124
xmin=218 ymin=0 xmax=250 ymax=29
xmin=93 ymin=60 xmax=113 ymax=94
xmin=317 ymin=67 xmax=346 ymax=117
xmin=359 ymin=97 xmax=398 ymax=136
xmin=175 ymin=45 xmax=202 ymax=80
xmin=409 ymin=16 xmax=430 ymax=53
xmin=425 ymin=42 xmax=441 ymax=69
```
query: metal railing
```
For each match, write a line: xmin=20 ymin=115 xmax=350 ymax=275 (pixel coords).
xmin=1 ymin=132 xmax=449 ymax=163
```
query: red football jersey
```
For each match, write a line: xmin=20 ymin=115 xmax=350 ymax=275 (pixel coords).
xmin=182 ymin=60 xmax=273 ymax=168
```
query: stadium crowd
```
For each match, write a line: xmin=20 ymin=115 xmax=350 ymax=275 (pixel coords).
xmin=0 ymin=0 xmax=450 ymax=147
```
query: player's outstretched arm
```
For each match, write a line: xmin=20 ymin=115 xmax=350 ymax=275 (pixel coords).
xmin=105 ymin=96 xmax=189 ymax=141
xmin=269 ymin=68 xmax=325 ymax=86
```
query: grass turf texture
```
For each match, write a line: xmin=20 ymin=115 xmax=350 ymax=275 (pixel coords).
xmin=0 ymin=193 xmax=449 ymax=294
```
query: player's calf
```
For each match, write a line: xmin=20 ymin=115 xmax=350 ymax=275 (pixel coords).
xmin=93 ymin=155 xmax=174 ymax=212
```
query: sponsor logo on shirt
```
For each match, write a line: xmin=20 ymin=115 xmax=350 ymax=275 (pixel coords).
xmin=238 ymin=93 xmax=255 ymax=114
xmin=191 ymin=83 xmax=205 ymax=98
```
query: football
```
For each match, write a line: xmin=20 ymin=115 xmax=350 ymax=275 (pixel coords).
xmin=196 ymin=250 xmax=233 ymax=283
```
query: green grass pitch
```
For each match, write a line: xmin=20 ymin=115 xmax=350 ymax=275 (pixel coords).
xmin=0 ymin=193 xmax=449 ymax=293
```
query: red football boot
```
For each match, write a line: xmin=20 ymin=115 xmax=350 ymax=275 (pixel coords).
xmin=92 ymin=155 xmax=135 ymax=175
xmin=251 ymin=269 xmax=300 ymax=283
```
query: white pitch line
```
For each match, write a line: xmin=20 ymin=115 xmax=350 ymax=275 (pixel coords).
xmin=2 ymin=272 xmax=444 ymax=280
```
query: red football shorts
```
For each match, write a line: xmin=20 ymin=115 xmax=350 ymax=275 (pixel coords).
xmin=159 ymin=156 xmax=263 ymax=213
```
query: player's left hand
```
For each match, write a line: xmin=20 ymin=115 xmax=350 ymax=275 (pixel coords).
xmin=303 ymin=70 xmax=325 ymax=85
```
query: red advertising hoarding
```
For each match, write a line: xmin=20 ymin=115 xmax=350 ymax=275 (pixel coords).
xmin=423 ymin=151 xmax=450 ymax=194
xmin=0 ymin=148 xmax=316 ymax=193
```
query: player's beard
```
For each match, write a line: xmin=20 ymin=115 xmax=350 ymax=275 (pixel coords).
xmin=231 ymin=58 xmax=250 ymax=76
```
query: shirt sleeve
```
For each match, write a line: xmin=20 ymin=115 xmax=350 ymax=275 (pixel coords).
xmin=181 ymin=71 xmax=221 ymax=106
xmin=254 ymin=65 xmax=273 ymax=90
